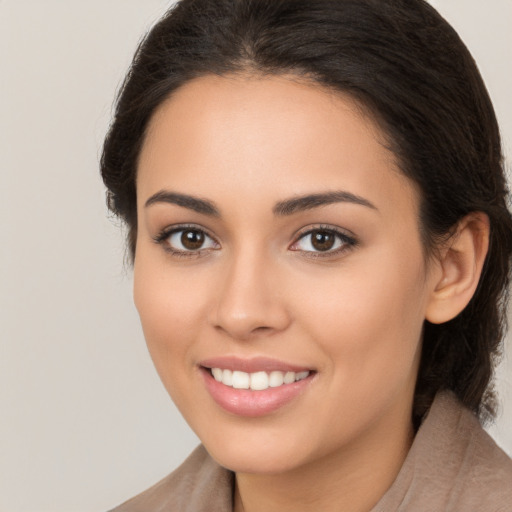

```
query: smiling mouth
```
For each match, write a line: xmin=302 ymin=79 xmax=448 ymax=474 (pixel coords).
xmin=209 ymin=368 xmax=311 ymax=391
xmin=200 ymin=361 xmax=315 ymax=416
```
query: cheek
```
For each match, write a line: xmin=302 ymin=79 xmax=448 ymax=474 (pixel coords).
xmin=295 ymin=247 xmax=427 ymax=389
xmin=133 ymin=253 xmax=212 ymax=384
xmin=134 ymin=243 xmax=214 ymax=323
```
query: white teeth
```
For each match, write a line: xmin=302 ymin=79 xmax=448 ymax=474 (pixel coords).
xmin=210 ymin=368 xmax=310 ymax=390
xmin=295 ymin=371 xmax=309 ymax=381
xmin=269 ymin=371 xmax=284 ymax=387
xmin=222 ymin=369 xmax=233 ymax=386
xmin=212 ymin=368 xmax=223 ymax=382
xmin=232 ymin=370 xmax=250 ymax=389
xmin=250 ymin=371 xmax=269 ymax=391
xmin=283 ymin=371 xmax=296 ymax=384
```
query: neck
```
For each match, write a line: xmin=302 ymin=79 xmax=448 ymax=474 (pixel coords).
xmin=233 ymin=405 xmax=414 ymax=512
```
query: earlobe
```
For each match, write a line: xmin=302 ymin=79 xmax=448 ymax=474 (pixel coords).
xmin=425 ymin=212 xmax=490 ymax=325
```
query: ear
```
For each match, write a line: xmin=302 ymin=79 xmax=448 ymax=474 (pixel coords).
xmin=425 ymin=212 xmax=490 ymax=324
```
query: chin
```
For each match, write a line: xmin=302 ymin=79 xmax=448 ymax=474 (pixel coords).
xmin=207 ymin=443 xmax=307 ymax=475
xmin=196 ymin=421 xmax=318 ymax=475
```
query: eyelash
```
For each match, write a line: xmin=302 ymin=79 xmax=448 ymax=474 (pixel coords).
xmin=153 ymin=224 xmax=358 ymax=259
xmin=152 ymin=224 xmax=219 ymax=259
xmin=290 ymin=225 xmax=358 ymax=259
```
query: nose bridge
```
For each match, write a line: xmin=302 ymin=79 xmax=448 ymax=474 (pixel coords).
xmin=211 ymin=243 xmax=290 ymax=340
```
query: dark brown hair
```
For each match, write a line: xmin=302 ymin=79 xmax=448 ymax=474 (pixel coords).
xmin=101 ymin=0 xmax=512 ymax=423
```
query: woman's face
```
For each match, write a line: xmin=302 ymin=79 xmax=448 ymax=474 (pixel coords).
xmin=134 ymin=74 xmax=440 ymax=474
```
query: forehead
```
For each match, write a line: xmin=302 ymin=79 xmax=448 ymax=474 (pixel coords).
xmin=137 ymin=74 xmax=418 ymax=217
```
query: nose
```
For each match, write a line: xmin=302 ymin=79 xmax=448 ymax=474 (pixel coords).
xmin=209 ymin=249 xmax=291 ymax=341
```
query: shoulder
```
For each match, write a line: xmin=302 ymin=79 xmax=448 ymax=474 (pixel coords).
xmin=108 ymin=445 xmax=234 ymax=512
xmin=374 ymin=391 xmax=512 ymax=512
xmin=445 ymin=396 xmax=512 ymax=510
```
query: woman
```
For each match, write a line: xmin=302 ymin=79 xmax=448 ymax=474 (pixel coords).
xmin=101 ymin=0 xmax=512 ymax=510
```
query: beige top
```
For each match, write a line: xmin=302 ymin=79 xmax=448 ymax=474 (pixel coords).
xmin=110 ymin=391 xmax=512 ymax=511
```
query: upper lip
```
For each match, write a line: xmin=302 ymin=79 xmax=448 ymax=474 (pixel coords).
xmin=200 ymin=356 xmax=314 ymax=373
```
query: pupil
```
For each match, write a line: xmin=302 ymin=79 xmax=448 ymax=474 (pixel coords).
xmin=312 ymin=230 xmax=335 ymax=251
xmin=181 ymin=230 xmax=204 ymax=250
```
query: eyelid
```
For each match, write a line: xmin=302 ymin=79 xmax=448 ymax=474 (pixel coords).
xmin=289 ymin=224 xmax=358 ymax=256
xmin=153 ymin=223 xmax=220 ymax=256
xmin=152 ymin=222 xmax=357 ymax=259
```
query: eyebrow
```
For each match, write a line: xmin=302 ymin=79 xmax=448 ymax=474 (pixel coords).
xmin=273 ymin=191 xmax=377 ymax=216
xmin=144 ymin=189 xmax=377 ymax=217
xmin=145 ymin=191 xmax=220 ymax=216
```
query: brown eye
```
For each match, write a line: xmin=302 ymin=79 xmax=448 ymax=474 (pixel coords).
xmin=311 ymin=230 xmax=336 ymax=251
xmin=290 ymin=227 xmax=355 ymax=255
xmin=164 ymin=227 xmax=218 ymax=253
xmin=181 ymin=229 xmax=205 ymax=250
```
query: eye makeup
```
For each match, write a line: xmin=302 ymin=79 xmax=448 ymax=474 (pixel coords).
xmin=152 ymin=222 xmax=358 ymax=261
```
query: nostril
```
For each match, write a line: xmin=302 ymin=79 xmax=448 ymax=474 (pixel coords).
xmin=253 ymin=326 xmax=272 ymax=333
xmin=213 ymin=323 xmax=273 ymax=341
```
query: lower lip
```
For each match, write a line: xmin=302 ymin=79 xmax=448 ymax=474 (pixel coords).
xmin=201 ymin=368 xmax=314 ymax=417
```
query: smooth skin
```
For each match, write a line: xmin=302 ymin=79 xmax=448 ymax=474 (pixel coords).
xmin=133 ymin=74 xmax=489 ymax=512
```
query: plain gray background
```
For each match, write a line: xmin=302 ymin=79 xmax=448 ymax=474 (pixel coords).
xmin=1 ymin=1 xmax=510 ymax=511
